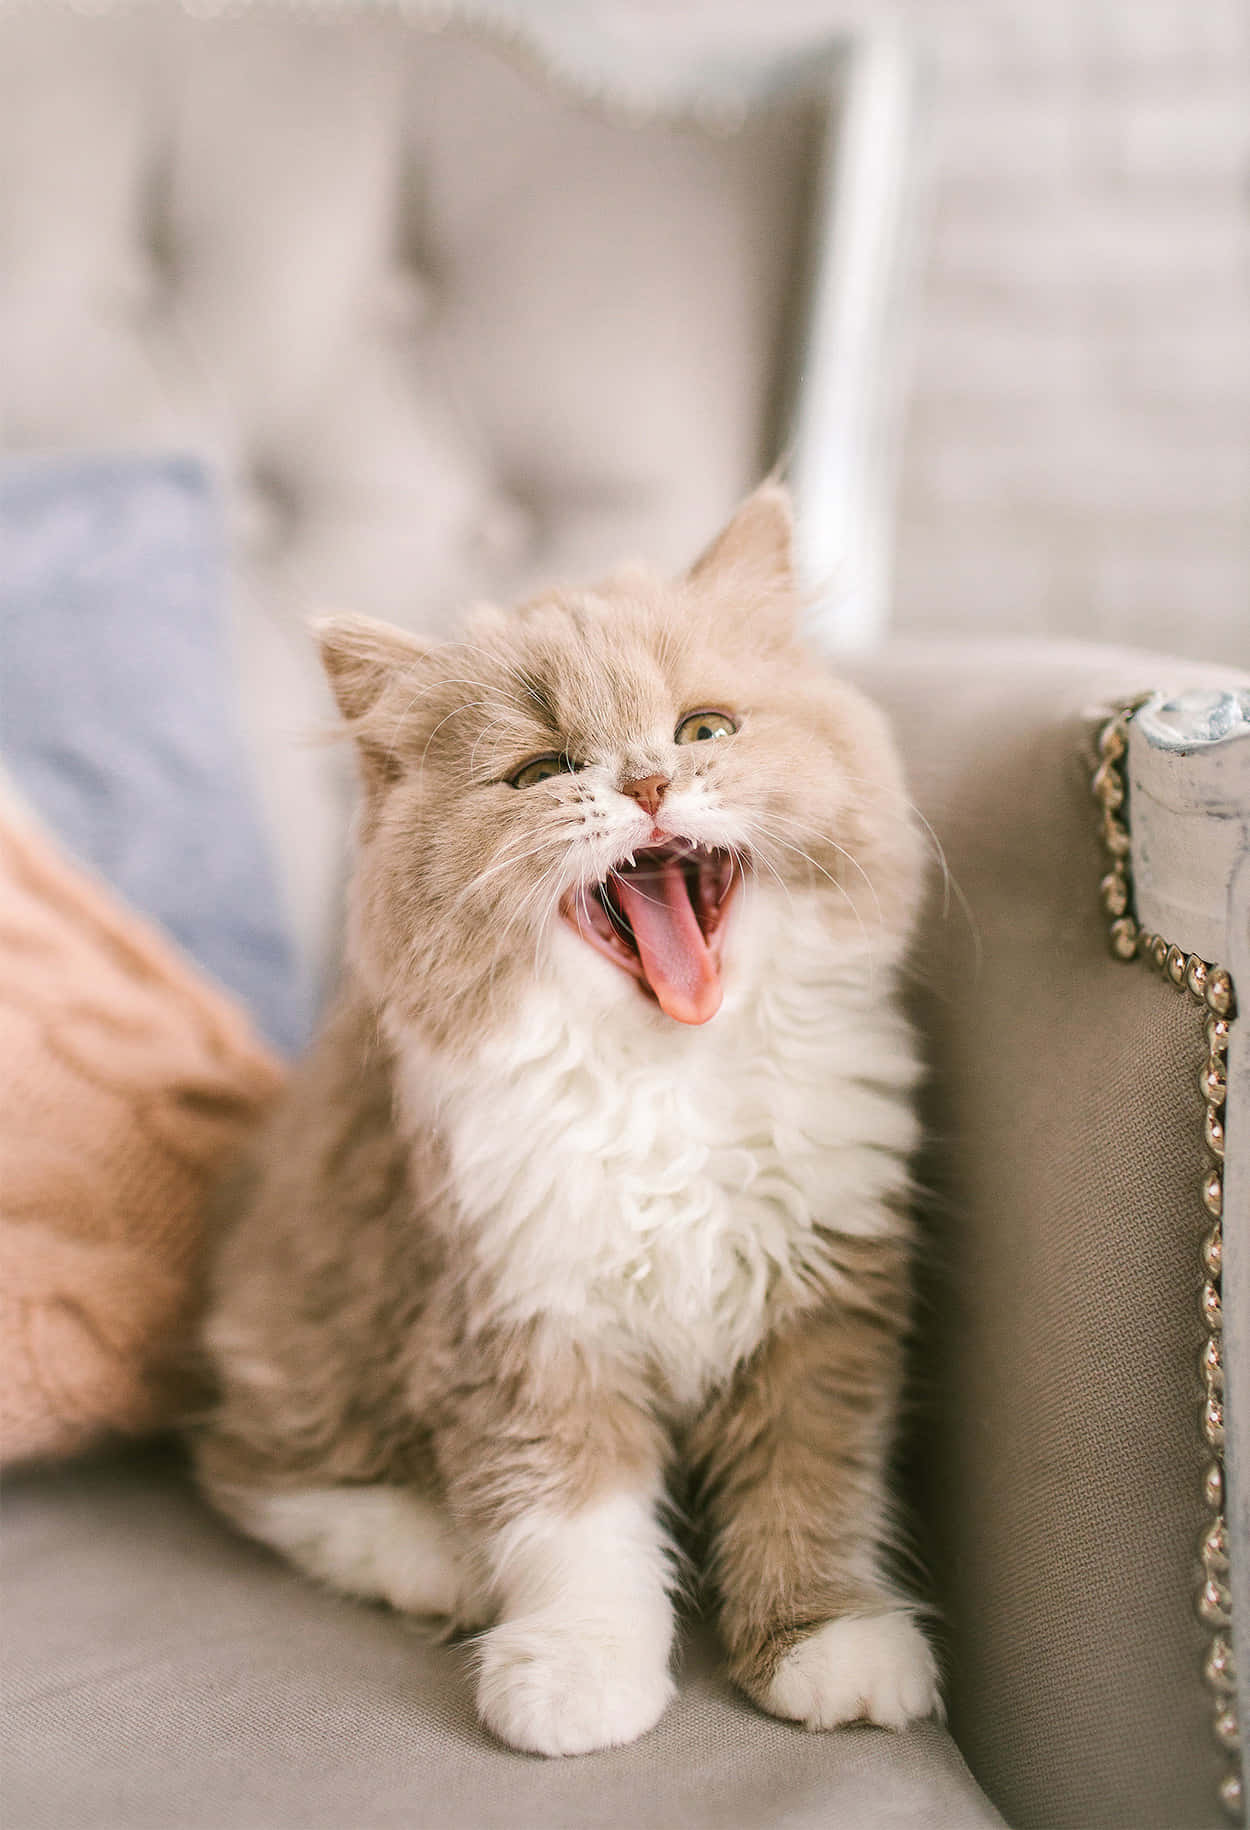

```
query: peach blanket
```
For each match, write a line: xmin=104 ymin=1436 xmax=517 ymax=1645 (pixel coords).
xmin=0 ymin=805 xmax=283 ymax=1464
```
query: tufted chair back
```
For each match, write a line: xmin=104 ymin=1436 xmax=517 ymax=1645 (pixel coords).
xmin=0 ymin=6 xmax=833 ymax=992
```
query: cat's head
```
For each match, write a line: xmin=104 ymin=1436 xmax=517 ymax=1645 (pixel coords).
xmin=318 ymin=484 xmax=921 ymax=1050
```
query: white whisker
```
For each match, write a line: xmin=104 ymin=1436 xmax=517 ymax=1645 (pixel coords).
xmin=744 ymin=807 xmax=883 ymax=930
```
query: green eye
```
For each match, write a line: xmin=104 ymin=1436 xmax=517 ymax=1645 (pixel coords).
xmin=509 ymin=753 xmax=575 ymax=789
xmin=675 ymin=710 xmax=738 ymax=745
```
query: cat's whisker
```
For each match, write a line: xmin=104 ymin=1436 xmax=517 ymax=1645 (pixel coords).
xmin=724 ymin=843 xmax=750 ymax=908
xmin=502 ymin=859 xmax=569 ymax=947
xmin=416 ymin=700 xmax=501 ymax=774
xmin=739 ymin=817 xmax=869 ymax=950
xmin=767 ymin=793 xmax=981 ymax=975
xmin=737 ymin=832 xmax=795 ymax=914
xmin=793 ymin=770 xmax=979 ymax=961
xmin=378 ymin=671 xmax=517 ymax=775
xmin=455 ymin=640 xmax=560 ymax=709
xmin=468 ymin=714 xmax=528 ymax=779
xmin=742 ymin=807 xmax=885 ymax=931
xmin=749 ymin=817 xmax=878 ymax=922
xmin=452 ymin=831 xmax=575 ymax=908
xmin=600 ymin=871 xmax=637 ymax=939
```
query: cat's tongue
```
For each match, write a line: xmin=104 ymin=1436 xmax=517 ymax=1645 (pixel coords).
xmin=612 ymin=857 xmax=723 ymax=1025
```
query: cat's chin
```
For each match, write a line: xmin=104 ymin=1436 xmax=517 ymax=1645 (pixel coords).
xmin=560 ymin=841 xmax=741 ymax=1026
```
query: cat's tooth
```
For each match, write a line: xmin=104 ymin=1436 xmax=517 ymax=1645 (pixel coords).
xmin=624 ymin=852 xmax=636 ymax=868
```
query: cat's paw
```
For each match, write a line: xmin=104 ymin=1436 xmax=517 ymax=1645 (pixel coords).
xmin=759 ymin=1611 xmax=940 ymax=1732
xmin=475 ymin=1612 xmax=676 ymax=1756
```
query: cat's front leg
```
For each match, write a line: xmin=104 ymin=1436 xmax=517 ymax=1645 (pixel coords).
xmin=472 ymin=1484 xmax=677 ymax=1757
xmin=439 ymin=1342 xmax=677 ymax=1757
xmin=690 ymin=1290 xmax=940 ymax=1732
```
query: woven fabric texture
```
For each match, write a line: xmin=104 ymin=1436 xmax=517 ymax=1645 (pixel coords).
xmin=1 ymin=1446 xmax=1004 ymax=1830
xmin=846 ymin=640 xmax=1249 ymax=1830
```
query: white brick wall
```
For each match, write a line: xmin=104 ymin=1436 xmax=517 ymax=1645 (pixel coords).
xmin=527 ymin=0 xmax=1250 ymax=667
xmin=892 ymin=0 xmax=1250 ymax=666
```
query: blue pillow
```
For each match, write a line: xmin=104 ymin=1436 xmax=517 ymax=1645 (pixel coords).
xmin=0 ymin=454 xmax=307 ymax=1055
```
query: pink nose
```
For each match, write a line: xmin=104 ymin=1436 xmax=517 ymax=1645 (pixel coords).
xmin=620 ymin=774 xmax=670 ymax=818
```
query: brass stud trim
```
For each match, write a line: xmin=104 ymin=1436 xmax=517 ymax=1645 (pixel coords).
xmin=1206 ymin=1521 xmax=1233 ymax=1576
xmin=1205 ymin=1058 xmax=1230 ymax=1109
xmin=1092 ymin=703 xmax=1242 ymax=1820
xmin=1210 ymin=1016 xmax=1234 ymax=1056
xmin=1209 ymin=969 xmax=1237 ymax=1018
xmin=1210 ymin=1637 xmax=1240 ymax=1692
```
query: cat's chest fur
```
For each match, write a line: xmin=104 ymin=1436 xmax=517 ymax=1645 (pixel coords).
xmin=396 ymin=891 xmax=918 ymax=1408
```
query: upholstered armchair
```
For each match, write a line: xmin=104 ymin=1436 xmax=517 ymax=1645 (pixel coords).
xmin=1 ymin=9 xmax=1243 ymax=1829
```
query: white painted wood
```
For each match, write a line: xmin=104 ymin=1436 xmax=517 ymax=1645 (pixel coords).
xmin=787 ymin=34 xmax=926 ymax=652
xmin=1131 ymin=693 xmax=1250 ymax=964
xmin=1129 ymin=689 xmax=1250 ymax=1787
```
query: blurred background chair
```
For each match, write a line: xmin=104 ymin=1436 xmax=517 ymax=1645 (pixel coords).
xmin=1 ymin=6 xmax=1245 ymax=1828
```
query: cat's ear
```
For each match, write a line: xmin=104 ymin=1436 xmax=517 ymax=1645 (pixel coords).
xmin=313 ymin=614 xmax=437 ymax=787
xmin=686 ymin=482 xmax=798 ymax=644
xmin=314 ymin=614 xmax=435 ymax=722
xmin=688 ymin=482 xmax=795 ymax=592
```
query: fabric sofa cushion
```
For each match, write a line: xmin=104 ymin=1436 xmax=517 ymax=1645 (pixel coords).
xmin=0 ymin=454 xmax=306 ymax=1054
xmin=1 ymin=1445 xmax=1004 ymax=1830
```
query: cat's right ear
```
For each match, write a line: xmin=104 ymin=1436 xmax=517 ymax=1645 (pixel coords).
xmin=313 ymin=614 xmax=438 ymax=788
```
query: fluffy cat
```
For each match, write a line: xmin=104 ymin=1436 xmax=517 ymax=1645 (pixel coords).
xmin=192 ymin=483 xmax=939 ymax=1756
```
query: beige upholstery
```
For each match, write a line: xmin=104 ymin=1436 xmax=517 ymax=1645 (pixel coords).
xmin=0 ymin=7 xmax=820 ymax=995
xmin=846 ymin=643 xmax=1250 ymax=1830
xmin=2 ymin=8 xmax=1242 ymax=1828
xmin=3 ymin=1446 xmax=1005 ymax=1830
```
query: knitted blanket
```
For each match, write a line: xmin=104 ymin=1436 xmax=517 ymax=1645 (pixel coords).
xmin=0 ymin=804 xmax=283 ymax=1464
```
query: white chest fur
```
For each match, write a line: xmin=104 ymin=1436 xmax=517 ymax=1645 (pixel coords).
xmin=397 ymin=890 xmax=919 ymax=1408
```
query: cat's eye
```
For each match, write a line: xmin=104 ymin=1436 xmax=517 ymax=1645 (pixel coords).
xmin=509 ymin=753 xmax=575 ymax=790
xmin=675 ymin=710 xmax=738 ymax=746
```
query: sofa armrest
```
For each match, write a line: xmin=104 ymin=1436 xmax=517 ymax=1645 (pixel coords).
xmin=843 ymin=641 xmax=1249 ymax=1830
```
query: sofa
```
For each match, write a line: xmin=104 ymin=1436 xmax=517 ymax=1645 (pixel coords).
xmin=1 ymin=8 xmax=1243 ymax=1828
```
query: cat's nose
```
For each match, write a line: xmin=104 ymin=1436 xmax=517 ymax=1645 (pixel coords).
xmin=620 ymin=773 xmax=670 ymax=818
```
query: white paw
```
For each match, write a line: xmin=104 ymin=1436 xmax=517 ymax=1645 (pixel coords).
xmin=761 ymin=1611 xmax=940 ymax=1731
xmin=475 ymin=1611 xmax=676 ymax=1757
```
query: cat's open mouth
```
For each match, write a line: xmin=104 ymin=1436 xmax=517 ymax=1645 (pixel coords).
xmin=562 ymin=841 xmax=739 ymax=1026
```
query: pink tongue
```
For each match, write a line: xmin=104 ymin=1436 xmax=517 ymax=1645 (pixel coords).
xmin=612 ymin=858 xmax=723 ymax=1025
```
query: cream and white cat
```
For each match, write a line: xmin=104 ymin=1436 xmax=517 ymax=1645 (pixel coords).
xmin=192 ymin=484 xmax=939 ymax=1756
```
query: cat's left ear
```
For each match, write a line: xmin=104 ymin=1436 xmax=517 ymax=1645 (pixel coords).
xmin=686 ymin=482 xmax=798 ymax=644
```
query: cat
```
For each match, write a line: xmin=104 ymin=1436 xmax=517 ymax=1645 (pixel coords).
xmin=191 ymin=483 xmax=939 ymax=1757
